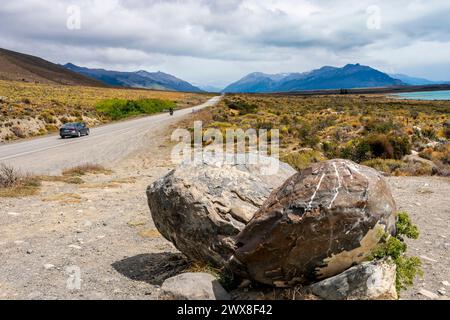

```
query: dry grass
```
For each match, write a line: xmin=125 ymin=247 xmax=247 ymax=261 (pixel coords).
xmin=138 ymin=229 xmax=162 ymax=239
xmin=79 ymin=182 xmax=121 ymax=189
xmin=0 ymin=164 xmax=41 ymax=197
xmin=41 ymin=193 xmax=82 ymax=203
xmin=62 ymin=163 xmax=112 ymax=176
xmin=110 ymin=177 xmax=137 ymax=184
xmin=38 ymin=175 xmax=84 ymax=184
xmin=127 ymin=219 xmax=148 ymax=227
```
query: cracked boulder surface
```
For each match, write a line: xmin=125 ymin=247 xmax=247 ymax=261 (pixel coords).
xmin=146 ymin=154 xmax=296 ymax=267
xmin=231 ymin=159 xmax=397 ymax=287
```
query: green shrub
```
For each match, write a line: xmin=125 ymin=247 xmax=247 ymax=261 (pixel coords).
xmin=364 ymin=118 xmax=396 ymax=133
xmin=369 ymin=212 xmax=422 ymax=294
xmin=422 ymin=127 xmax=437 ymax=140
xmin=95 ymin=98 xmax=175 ymax=120
xmin=322 ymin=141 xmax=340 ymax=159
xmin=282 ymin=150 xmax=326 ymax=171
xmin=225 ymin=99 xmax=258 ymax=115
xmin=362 ymin=159 xmax=405 ymax=174
xmin=342 ymin=134 xmax=411 ymax=163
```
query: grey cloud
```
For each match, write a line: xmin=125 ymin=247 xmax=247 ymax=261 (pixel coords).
xmin=0 ymin=0 xmax=449 ymax=85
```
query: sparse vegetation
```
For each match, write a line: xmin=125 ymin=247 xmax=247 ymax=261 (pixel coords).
xmin=369 ymin=212 xmax=423 ymax=294
xmin=282 ymin=150 xmax=326 ymax=171
xmin=204 ymin=94 xmax=449 ymax=176
xmin=0 ymin=164 xmax=41 ymax=197
xmin=62 ymin=163 xmax=112 ymax=176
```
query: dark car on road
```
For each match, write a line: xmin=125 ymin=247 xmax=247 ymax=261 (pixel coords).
xmin=60 ymin=122 xmax=90 ymax=139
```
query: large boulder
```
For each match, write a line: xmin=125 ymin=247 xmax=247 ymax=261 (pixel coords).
xmin=403 ymin=154 xmax=438 ymax=175
xmin=159 ymin=273 xmax=231 ymax=300
xmin=231 ymin=159 xmax=397 ymax=286
xmin=147 ymin=154 xmax=296 ymax=267
xmin=309 ymin=259 xmax=398 ymax=300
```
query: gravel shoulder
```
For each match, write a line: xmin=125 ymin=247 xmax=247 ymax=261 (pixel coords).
xmin=0 ymin=120 xmax=448 ymax=299
xmin=388 ymin=176 xmax=450 ymax=300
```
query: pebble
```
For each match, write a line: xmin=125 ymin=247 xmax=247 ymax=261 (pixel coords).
xmin=418 ymin=289 xmax=439 ymax=300
xmin=44 ymin=264 xmax=55 ymax=270
xmin=84 ymin=221 xmax=93 ymax=227
xmin=26 ymin=249 xmax=33 ymax=254
xmin=68 ymin=245 xmax=82 ymax=250
xmin=442 ymin=281 xmax=450 ymax=287
xmin=7 ymin=212 xmax=21 ymax=216
xmin=438 ymin=288 xmax=446 ymax=296
xmin=420 ymin=255 xmax=437 ymax=263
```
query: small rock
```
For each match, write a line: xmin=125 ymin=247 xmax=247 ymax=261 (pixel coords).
xmin=420 ymin=255 xmax=437 ymax=263
xmin=418 ymin=289 xmax=439 ymax=300
xmin=44 ymin=264 xmax=55 ymax=270
xmin=68 ymin=245 xmax=82 ymax=250
xmin=7 ymin=212 xmax=21 ymax=216
xmin=84 ymin=221 xmax=93 ymax=227
xmin=438 ymin=289 xmax=446 ymax=296
xmin=309 ymin=259 xmax=398 ymax=300
xmin=239 ymin=279 xmax=252 ymax=289
xmin=26 ymin=249 xmax=33 ymax=254
xmin=442 ymin=281 xmax=449 ymax=287
xmin=159 ymin=273 xmax=231 ymax=300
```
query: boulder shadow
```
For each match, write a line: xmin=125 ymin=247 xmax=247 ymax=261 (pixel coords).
xmin=112 ymin=252 xmax=189 ymax=286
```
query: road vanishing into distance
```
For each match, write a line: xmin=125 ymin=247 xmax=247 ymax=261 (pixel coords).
xmin=0 ymin=96 xmax=222 ymax=175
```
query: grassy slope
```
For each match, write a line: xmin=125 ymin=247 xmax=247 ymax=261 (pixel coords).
xmin=0 ymin=48 xmax=104 ymax=86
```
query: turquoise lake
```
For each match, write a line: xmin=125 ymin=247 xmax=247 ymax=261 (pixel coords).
xmin=393 ymin=90 xmax=450 ymax=100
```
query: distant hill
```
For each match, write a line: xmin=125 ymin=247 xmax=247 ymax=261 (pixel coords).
xmin=0 ymin=48 xmax=105 ymax=87
xmin=64 ymin=64 xmax=203 ymax=92
xmin=198 ymin=85 xmax=224 ymax=93
xmin=389 ymin=73 xmax=450 ymax=86
xmin=224 ymin=64 xmax=406 ymax=93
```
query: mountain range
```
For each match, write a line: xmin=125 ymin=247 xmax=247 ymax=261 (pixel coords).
xmin=64 ymin=63 xmax=203 ymax=92
xmin=223 ymin=64 xmax=409 ymax=93
xmin=389 ymin=73 xmax=450 ymax=86
xmin=1 ymin=47 xmax=448 ymax=94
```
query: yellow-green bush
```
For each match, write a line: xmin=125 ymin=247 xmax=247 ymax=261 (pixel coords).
xmin=282 ymin=150 xmax=326 ymax=171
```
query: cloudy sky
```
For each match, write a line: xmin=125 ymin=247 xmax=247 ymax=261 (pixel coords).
xmin=1 ymin=0 xmax=450 ymax=88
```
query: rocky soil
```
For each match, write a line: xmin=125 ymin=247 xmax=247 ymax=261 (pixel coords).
xmin=0 ymin=123 xmax=449 ymax=300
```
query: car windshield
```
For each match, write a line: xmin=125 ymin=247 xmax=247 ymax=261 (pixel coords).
xmin=62 ymin=123 xmax=77 ymax=128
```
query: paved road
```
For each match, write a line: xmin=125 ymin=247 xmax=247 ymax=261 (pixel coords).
xmin=0 ymin=96 xmax=221 ymax=175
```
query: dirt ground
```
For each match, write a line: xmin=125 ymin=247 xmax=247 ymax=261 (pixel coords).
xmin=0 ymin=123 xmax=449 ymax=300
